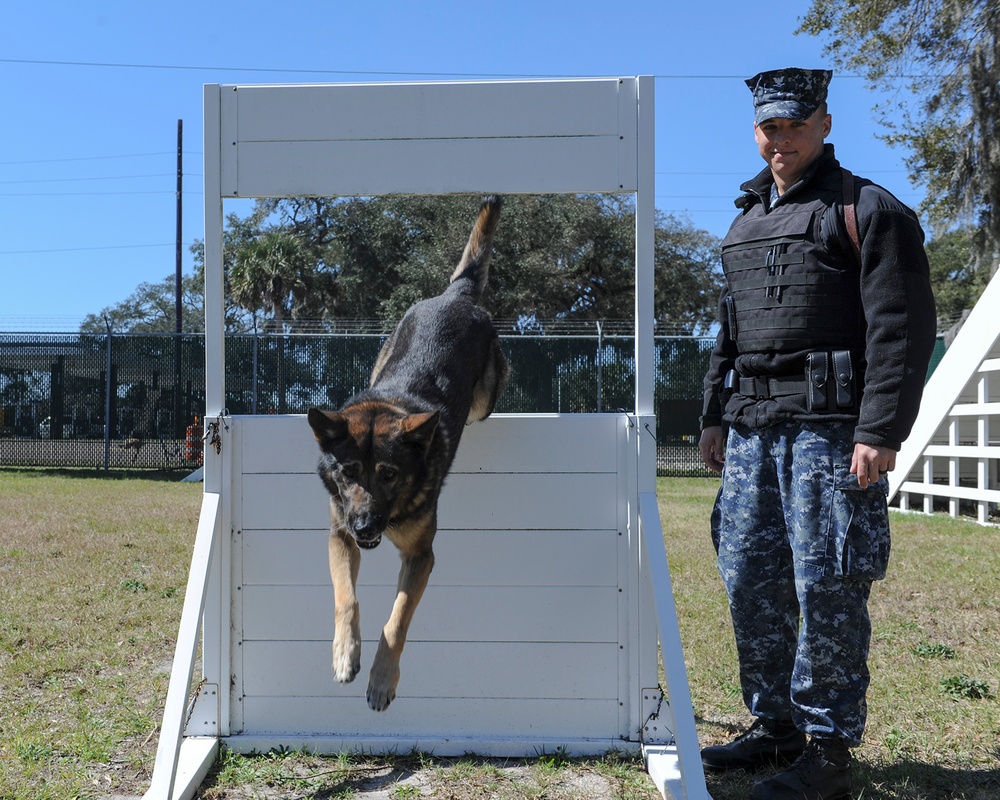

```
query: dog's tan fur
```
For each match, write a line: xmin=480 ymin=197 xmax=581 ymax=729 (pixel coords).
xmin=307 ymin=196 xmax=506 ymax=710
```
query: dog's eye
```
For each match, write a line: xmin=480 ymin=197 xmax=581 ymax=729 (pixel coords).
xmin=378 ymin=466 xmax=398 ymax=483
xmin=340 ymin=463 xmax=361 ymax=481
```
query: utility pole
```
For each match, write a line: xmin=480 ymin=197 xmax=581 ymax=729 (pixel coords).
xmin=174 ymin=120 xmax=184 ymax=439
xmin=175 ymin=119 xmax=183 ymax=334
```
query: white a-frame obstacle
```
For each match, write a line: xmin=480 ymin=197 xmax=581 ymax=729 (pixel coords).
xmin=889 ymin=267 xmax=1000 ymax=524
xmin=144 ymin=77 xmax=710 ymax=800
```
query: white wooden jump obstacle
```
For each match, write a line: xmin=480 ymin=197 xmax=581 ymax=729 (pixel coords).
xmin=890 ymin=267 xmax=1000 ymax=524
xmin=144 ymin=77 xmax=710 ymax=800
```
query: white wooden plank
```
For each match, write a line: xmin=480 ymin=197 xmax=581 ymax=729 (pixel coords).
xmin=145 ymin=493 xmax=221 ymax=800
xmin=223 ymin=732 xmax=629 ymax=758
xmin=639 ymin=492 xmax=709 ymax=799
xmin=240 ymin=472 xmax=329 ymax=529
xmin=241 ymin=641 xmax=619 ymax=700
xmin=241 ymin=585 xmax=619 ymax=643
xmin=239 ymin=414 xmax=319 ymax=474
xmin=234 ymin=137 xmax=626 ymax=198
xmin=238 ymin=414 xmax=624 ymax=476
xmin=617 ymin=77 xmax=639 ymax=193
xmin=241 ymin=528 xmax=619 ymax=587
xmin=451 ymin=414 xmax=623 ymax=473
xmin=241 ymin=472 xmax=620 ymax=531
xmin=232 ymin=80 xmax=624 ymax=143
xmin=897 ymin=480 xmax=1000 ymax=503
xmin=239 ymin=696 xmax=621 ymax=741
xmin=923 ymin=444 xmax=1000 ymax=459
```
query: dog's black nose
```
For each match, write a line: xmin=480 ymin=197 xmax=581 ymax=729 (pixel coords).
xmin=351 ymin=512 xmax=384 ymax=538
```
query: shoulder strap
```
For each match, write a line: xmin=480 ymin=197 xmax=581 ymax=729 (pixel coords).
xmin=842 ymin=168 xmax=861 ymax=262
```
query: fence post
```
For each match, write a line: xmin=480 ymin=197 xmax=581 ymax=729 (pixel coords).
xmin=252 ymin=330 xmax=259 ymax=415
xmin=596 ymin=320 xmax=603 ymax=413
xmin=103 ymin=322 xmax=113 ymax=471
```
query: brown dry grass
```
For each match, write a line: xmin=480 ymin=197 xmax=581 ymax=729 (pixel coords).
xmin=0 ymin=468 xmax=201 ymax=800
xmin=659 ymin=478 xmax=1000 ymax=800
xmin=0 ymin=471 xmax=997 ymax=800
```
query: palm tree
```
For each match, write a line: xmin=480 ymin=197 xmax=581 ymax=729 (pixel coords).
xmin=229 ymin=232 xmax=312 ymax=412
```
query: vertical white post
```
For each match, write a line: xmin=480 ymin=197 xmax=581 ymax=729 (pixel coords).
xmin=203 ymin=84 xmax=226 ymax=495
xmin=634 ymin=76 xmax=656 ymax=427
xmin=948 ymin=419 xmax=959 ymax=518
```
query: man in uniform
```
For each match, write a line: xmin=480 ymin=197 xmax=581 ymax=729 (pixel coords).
xmin=698 ymin=68 xmax=936 ymax=799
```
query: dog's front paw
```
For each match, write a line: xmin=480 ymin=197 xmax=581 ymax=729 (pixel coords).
xmin=332 ymin=635 xmax=361 ymax=683
xmin=367 ymin=648 xmax=400 ymax=711
xmin=366 ymin=674 xmax=397 ymax=711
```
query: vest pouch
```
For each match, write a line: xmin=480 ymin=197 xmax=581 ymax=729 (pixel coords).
xmin=725 ymin=294 xmax=738 ymax=342
xmin=832 ymin=350 xmax=855 ymax=409
xmin=806 ymin=352 xmax=829 ymax=411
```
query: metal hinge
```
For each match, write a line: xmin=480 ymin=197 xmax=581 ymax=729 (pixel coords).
xmin=641 ymin=687 xmax=674 ymax=745
xmin=183 ymin=683 xmax=219 ymax=737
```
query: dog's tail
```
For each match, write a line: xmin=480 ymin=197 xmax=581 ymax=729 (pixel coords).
xmin=448 ymin=195 xmax=503 ymax=303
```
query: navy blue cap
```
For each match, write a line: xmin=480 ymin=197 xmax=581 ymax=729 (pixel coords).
xmin=745 ymin=68 xmax=833 ymax=126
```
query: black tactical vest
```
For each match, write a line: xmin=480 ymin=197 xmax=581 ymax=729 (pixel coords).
xmin=721 ymin=188 xmax=862 ymax=354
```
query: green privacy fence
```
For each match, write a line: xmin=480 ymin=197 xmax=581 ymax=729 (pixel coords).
xmin=0 ymin=331 xmax=716 ymax=473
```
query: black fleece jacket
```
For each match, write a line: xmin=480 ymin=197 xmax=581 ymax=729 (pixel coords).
xmin=701 ymin=144 xmax=937 ymax=451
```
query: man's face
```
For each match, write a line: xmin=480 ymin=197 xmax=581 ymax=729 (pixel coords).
xmin=754 ymin=108 xmax=831 ymax=191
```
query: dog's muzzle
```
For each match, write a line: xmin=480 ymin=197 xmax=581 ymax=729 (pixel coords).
xmin=349 ymin=510 xmax=385 ymax=549
xmin=354 ymin=533 xmax=382 ymax=550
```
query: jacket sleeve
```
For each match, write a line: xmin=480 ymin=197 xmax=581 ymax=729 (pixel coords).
xmin=851 ymin=188 xmax=937 ymax=450
xmin=701 ymin=285 xmax=737 ymax=430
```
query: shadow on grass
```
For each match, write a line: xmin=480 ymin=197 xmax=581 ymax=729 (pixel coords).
xmin=858 ymin=759 xmax=1000 ymax=799
xmin=0 ymin=465 xmax=196 ymax=482
xmin=704 ymin=758 xmax=1000 ymax=800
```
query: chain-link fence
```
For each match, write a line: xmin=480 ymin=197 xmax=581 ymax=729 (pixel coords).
xmin=0 ymin=331 xmax=716 ymax=475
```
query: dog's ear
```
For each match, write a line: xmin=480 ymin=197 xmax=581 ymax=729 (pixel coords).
xmin=307 ymin=408 xmax=349 ymax=450
xmin=400 ymin=411 xmax=440 ymax=450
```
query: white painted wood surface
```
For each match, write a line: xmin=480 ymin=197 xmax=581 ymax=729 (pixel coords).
xmin=219 ymin=79 xmax=637 ymax=197
xmin=225 ymin=413 xmax=640 ymax=751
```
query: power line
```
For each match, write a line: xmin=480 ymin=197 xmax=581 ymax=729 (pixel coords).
xmin=0 ymin=191 xmax=203 ymax=197
xmin=0 ymin=173 xmax=181 ymax=184
xmin=0 ymin=152 xmax=196 ymax=165
xmin=0 ymin=243 xmax=190 ymax=256
xmin=1 ymin=57 xmax=907 ymax=81
xmin=0 ymin=57 xmax=568 ymax=79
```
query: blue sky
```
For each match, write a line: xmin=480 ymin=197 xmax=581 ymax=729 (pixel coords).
xmin=1 ymin=1 xmax=921 ymax=331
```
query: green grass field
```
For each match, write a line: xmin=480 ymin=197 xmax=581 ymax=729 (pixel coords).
xmin=0 ymin=469 xmax=996 ymax=799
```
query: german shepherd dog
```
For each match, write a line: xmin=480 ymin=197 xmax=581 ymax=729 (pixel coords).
xmin=307 ymin=196 xmax=507 ymax=711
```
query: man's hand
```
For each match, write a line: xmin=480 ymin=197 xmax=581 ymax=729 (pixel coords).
xmin=850 ymin=443 xmax=897 ymax=489
xmin=699 ymin=426 xmax=726 ymax=474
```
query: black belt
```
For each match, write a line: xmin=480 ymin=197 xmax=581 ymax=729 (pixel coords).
xmin=727 ymin=349 xmax=856 ymax=411
xmin=737 ymin=375 xmax=807 ymax=399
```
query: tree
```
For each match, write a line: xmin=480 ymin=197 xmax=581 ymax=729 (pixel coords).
xmin=925 ymin=226 xmax=991 ymax=328
xmin=87 ymin=195 xmax=723 ymax=336
xmin=252 ymin=194 xmax=723 ymax=332
xmin=798 ymin=0 xmax=1000 ymax=270
xmin=229 ymin=231 xmax=316 ymax=333
xmin=80 ymin=272 xmax=203 ymax=333
xmin=229 ymin=231 xmax=319 ymax=412
xmin=654 ymin=211 xmax=723 ymax=333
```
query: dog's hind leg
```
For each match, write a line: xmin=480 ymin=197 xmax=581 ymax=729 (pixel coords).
xmin=329 ymin=522 xmax=362 ymax=684
xmin=367 ymin=523 xmax=436 ymax=711
xmin=467 ymin=337 xmax=509 ymax=424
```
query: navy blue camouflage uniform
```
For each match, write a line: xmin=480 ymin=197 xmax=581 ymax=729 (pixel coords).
xmin=701 ymin=71 xmax=937 ymax=746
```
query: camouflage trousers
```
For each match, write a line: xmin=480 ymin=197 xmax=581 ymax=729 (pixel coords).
xmin=711 ymin=420 xmax=890 ymax=745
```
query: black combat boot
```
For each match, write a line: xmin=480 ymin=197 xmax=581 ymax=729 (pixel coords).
xmin=750 ymin=736 xmax=852 ymax=799
xmin=701 ymin=718 xmax=806 ymax=772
